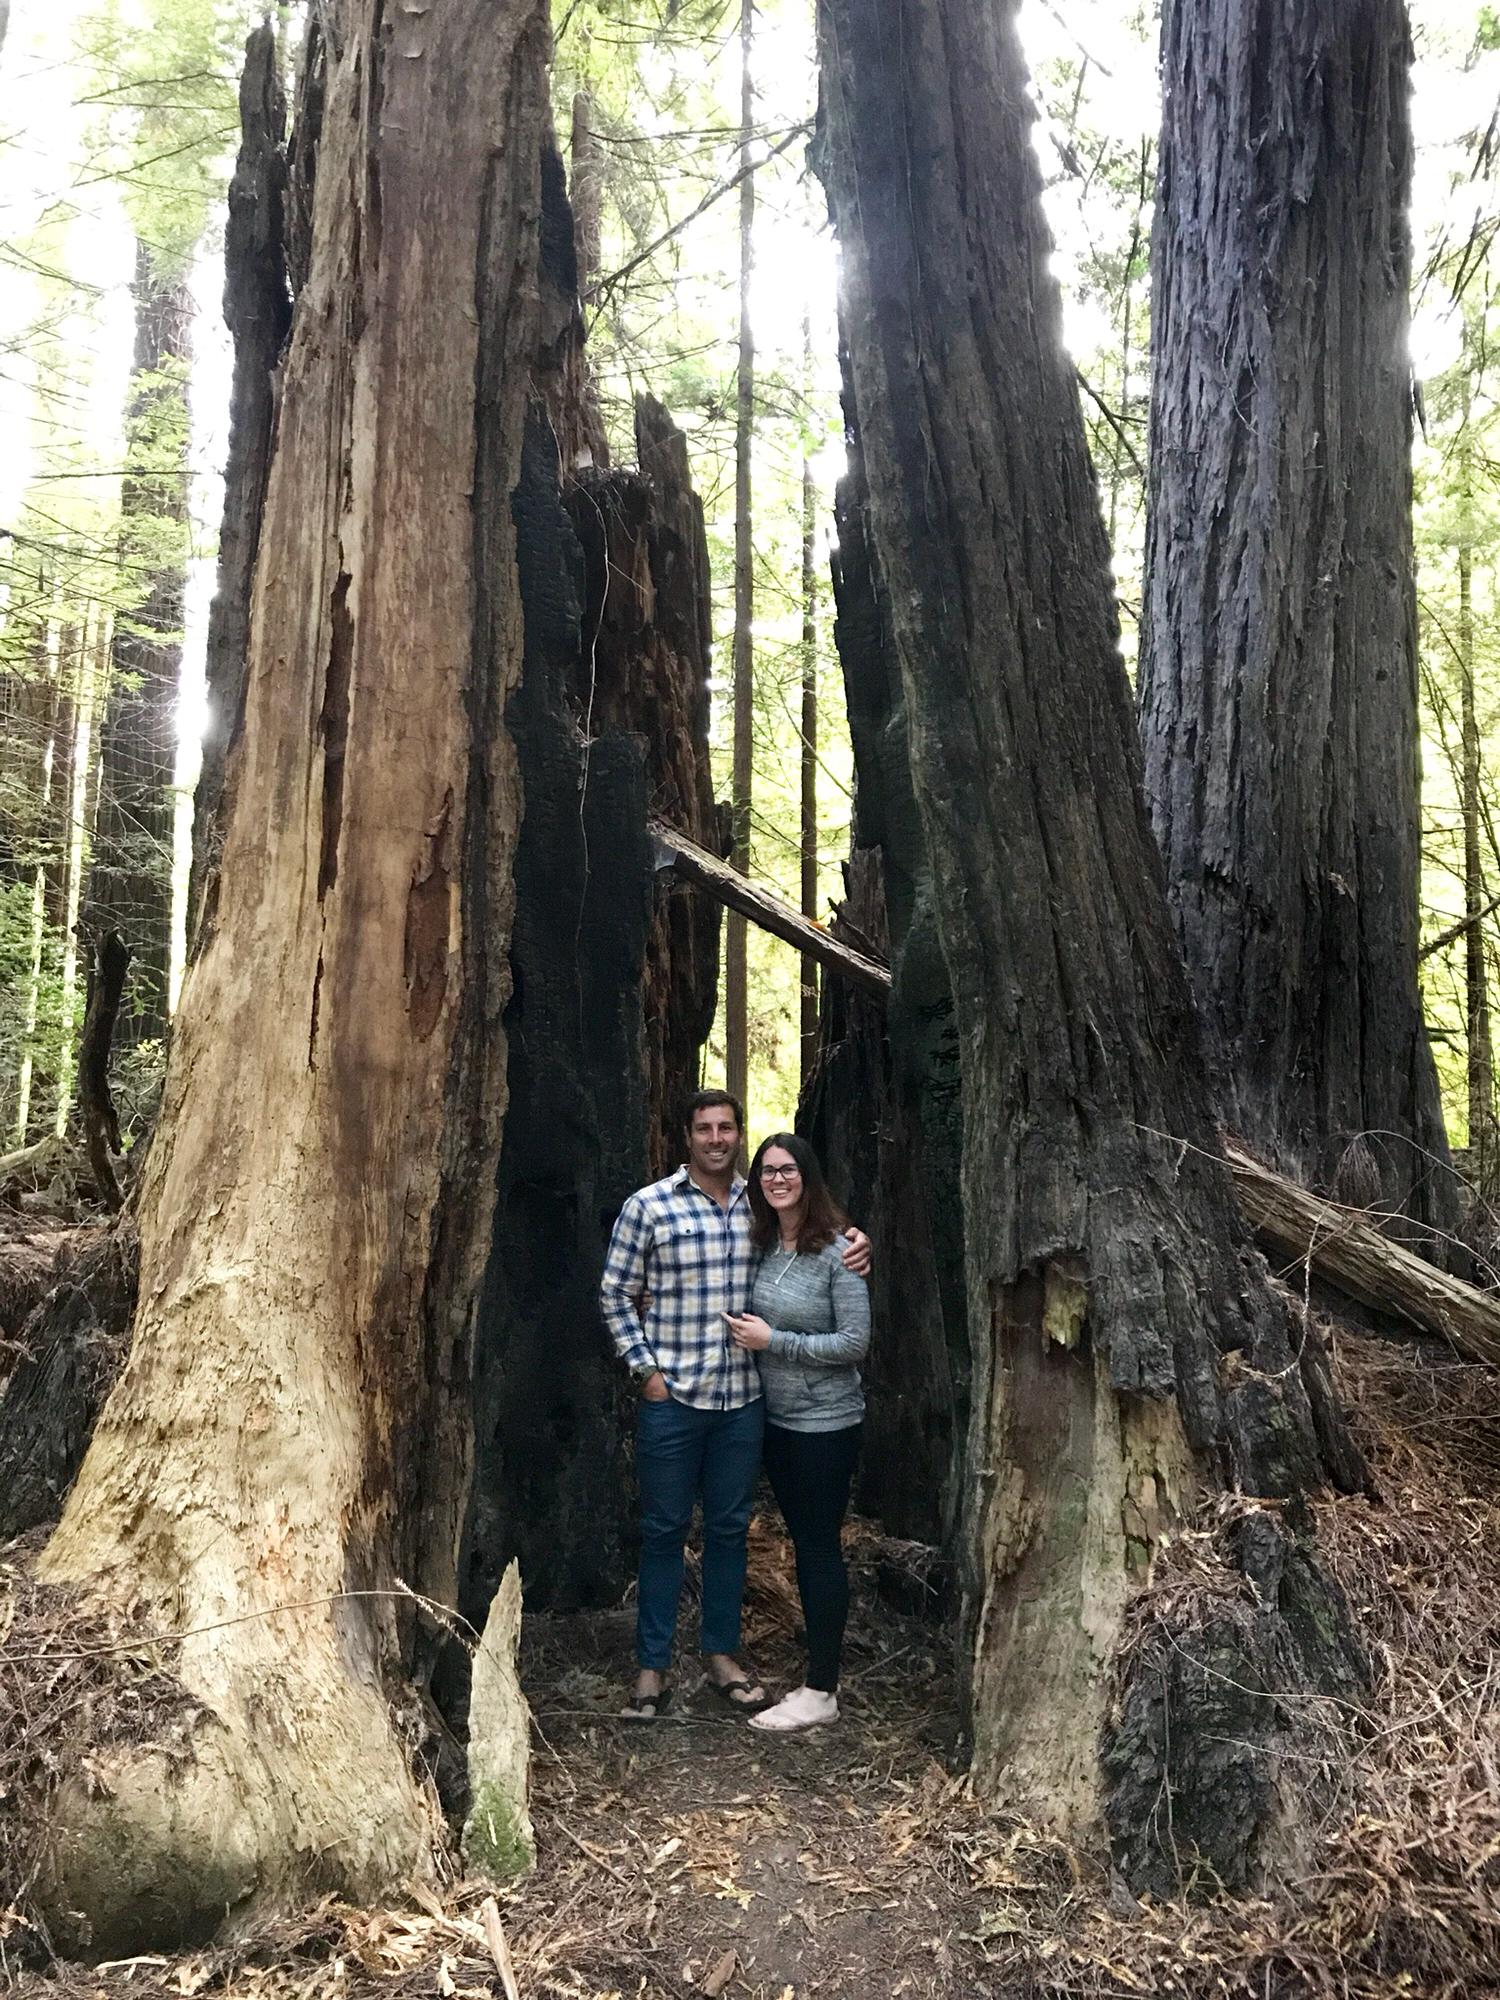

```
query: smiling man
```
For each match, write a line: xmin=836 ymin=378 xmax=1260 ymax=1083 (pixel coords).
xmin=600 ymin=1089 xmax=869 ymax=1719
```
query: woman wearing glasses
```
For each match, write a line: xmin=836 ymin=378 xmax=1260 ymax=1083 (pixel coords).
xmin=722 ymin=1131 xmax=871 ymax=1731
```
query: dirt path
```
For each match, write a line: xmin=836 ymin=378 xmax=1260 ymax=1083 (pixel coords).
xmin=510 ymin=1520 xmax=1000 ymax=1996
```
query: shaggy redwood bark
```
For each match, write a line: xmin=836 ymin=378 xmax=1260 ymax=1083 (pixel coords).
xmin=818 ymin=0 xmax=1365 ymax=1890
xmin=38 ymin=0 xmax=548 ymax=1946
xmin=189 ymin=23 xmax=291 ymax=954
xmin=1140 ymin=0 xmax=1455 ymax=1236
xmin=83 ymin=244 xmax=193 ymax=1048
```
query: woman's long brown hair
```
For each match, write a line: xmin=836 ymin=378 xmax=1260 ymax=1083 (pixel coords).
xmin=747 ymin=1132 xmax=848 ymax=1254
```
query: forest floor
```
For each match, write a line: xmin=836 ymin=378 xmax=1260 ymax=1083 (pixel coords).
xmin=6 ymin=1310 xmax=1500 ymax=2000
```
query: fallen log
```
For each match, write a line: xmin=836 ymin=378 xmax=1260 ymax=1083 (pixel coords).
xmin=1227 ymin=1144 xmax=1500 ymax=1367
xmin=649 ymin=819 xmax=891 ymax=1000
xmin=651 ymin=818 xmax=1500 ymax=1370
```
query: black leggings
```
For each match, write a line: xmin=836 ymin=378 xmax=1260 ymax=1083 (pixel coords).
xmin=762 ymin=1421 xmax=862 ymax=1693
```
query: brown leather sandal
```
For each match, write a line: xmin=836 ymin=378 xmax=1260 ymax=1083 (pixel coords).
xmin=620 ymin=1685 xmax=672 ymax=1721
xmin=707 ymin=1675 xmax=768 ymax=1712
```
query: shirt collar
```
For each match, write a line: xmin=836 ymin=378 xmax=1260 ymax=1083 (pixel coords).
xmin=672 ymin=1162 xmax=747 ymax=1204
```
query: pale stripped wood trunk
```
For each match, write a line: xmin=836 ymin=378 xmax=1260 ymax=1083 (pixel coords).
xmin=39 ymin=0 xmax=548 ymax=1947
xmin=817 ymin=0 xmax=1365 ymax=1890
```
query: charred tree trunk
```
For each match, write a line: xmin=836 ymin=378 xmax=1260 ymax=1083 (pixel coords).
xmin=817 ymin=0 xmax=1366 ymax=1891
xmin=83 ymin=243 xmax=193 ymax=1051
xmin=465 ymin=151 xmax=655 ymax=1623
xmin=36 ymin=0 xmax=549 ymax=1947
xmin=0 ymin=1219 xmax=138 ymax=1542
xmin=1140 ymin=0 xmax=1455 ymax=1239
xmin=800 ymin=412 xmax=967 ymax=1550
xmin=77 ymin=928 xmax=130 ymax=1212
xmin=188 ymin=24 xmax=292 ymax=956
xmin=613 ymin=397 xmax=720 ymax=1173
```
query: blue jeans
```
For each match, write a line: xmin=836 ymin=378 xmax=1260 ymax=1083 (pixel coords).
xmin=635 ymin=1394 xmax=765 ymax=1670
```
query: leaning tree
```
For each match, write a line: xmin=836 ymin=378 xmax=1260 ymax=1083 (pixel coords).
xmin=35 ymin=0 xmax=550 ymax=1946
xmin=1140 ymin=0 xmax=1455 ymax=1236
xmin=817 ymin=0 xmax=1367 ymax=1890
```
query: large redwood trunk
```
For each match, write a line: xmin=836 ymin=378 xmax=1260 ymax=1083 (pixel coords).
xmin=1140 ymin=0 xmax=1455 ymax=1238
xmin=38 ymin=0 xmax=549 ymax=1947
xmin=817 ymin=0 xmax=1365 ymax=1891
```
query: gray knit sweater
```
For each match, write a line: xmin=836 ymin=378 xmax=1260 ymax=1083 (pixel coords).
xmin=750 ymin=1234 xmax=870 ymax=1433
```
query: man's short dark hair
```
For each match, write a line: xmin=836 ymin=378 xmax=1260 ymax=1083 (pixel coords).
xmin=683 ymin=1088 xmax=744 ymax=1135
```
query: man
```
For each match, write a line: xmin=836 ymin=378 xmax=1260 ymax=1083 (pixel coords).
xmin=601 ymin=1089 xmax=870 ymax=1718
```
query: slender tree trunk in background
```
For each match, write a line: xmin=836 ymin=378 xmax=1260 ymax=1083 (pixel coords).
xmin=817 ymin=0 xmax=1365 ymax=1892
xmin=37 ymin=0 xmax=549 ymax=1947
xmin=189 ymin=24 xmax=291 ymax=955
xmin=1141 ymin=0 xmax=1456 ymax=1239
xmin=1458 ymin=384 xmax=1496 ymax=1189
xmin=1106 ymin=143 xmax=1148 ymax=552
xmin=1 ymin=564 xmax=54 ymax=1133
xmin=42 ymin=619 xmax=81 ymax=929
xmin=53 ymin=627 xmax=100 ymax=1137
xmin=799 ymin=327 xmax=819 ymax=1090
xmin=570 ymin=90 xmax=602 ymax=298
xmin=0 ymin=556 xmax=54 ymax=889
xmin=83 ymin=242 xmax=193 ymax=1051
xmin=13 ymin=617 xmax=60 ymax=1142
xmin=725 ymin=0 xmax=755 ymax=1121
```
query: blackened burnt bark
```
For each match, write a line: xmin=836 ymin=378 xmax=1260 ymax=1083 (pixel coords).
xmin=189 ymin=23 xmax=292 ymax=954
xmin=817 ymin=0 xmax=1364 ymax=1887
xmin=0 ymin=1220 xmax=138 ymax=1542
xmin=464 ymin=165 xmax=716 ymax=1617
xmin=1140 ymin=0 xmax=1455 ymax=1237
xmin=801 ymin=416 xmax=966 ymax=1549
xmin=581 ymin=396 xmax=719 ymax=1175
xmin=464 ymin=410 xmax=649 ymax=1620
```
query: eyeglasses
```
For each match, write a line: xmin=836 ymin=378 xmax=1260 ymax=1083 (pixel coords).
xmin=759 ymin=1164 xmax=802 ymax=1183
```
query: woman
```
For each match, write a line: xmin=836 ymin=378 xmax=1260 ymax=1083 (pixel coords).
xmin=723 ymin=1132 xmax=870 ymax=1732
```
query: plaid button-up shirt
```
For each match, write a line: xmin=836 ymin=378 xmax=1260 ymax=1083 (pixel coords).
xmin=600 ymin=1165 xmax=762 ymax=1410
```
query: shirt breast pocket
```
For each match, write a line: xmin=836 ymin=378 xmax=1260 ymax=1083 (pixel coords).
xmin=658 ymin=1220 xmax=705 ymax=1278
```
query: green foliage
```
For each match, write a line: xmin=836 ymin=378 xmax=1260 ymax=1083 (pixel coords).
xmin=1410 ymin=7 xmax=1500 ymax=1151
xmin=462 ymin=1779 xmax=536 ymax=1882
xmin=73 ymin=0 xmax=247 ymax=283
